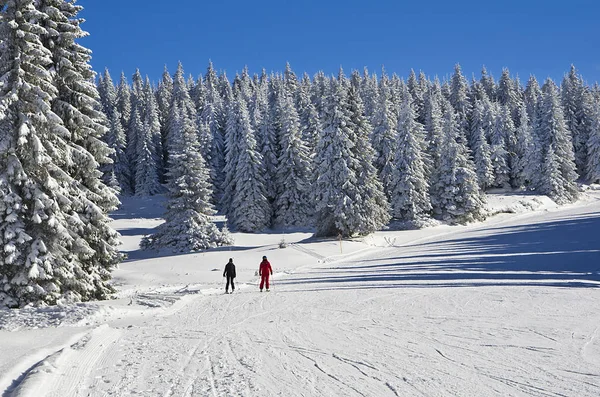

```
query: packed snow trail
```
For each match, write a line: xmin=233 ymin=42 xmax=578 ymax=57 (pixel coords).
xmin=6 ymin=199 xmax=600 ymax=396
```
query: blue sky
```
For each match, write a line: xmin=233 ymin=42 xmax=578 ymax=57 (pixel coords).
xmin=80 ymin=0 xmax=600 ymax=85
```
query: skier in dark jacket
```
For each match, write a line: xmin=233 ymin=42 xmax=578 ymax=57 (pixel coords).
xmin=223 ymin=258 xmax=236 ymax=293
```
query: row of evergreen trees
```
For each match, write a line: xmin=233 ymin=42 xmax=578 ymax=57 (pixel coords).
xmin=0 ymin=0 xmax=121 ymax=308
xmin=98 ymin=61 xmax=600 ymax=242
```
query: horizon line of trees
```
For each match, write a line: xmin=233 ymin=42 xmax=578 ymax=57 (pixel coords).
xmin=97 ymin=61 xmax=600 ymax=241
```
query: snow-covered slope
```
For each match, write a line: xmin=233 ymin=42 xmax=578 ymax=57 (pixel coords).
xmin=1 ymin=191 xmax=599 ymax=396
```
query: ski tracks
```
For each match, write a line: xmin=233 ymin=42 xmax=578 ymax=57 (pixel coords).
xmin=9 ymin=324 xmax=122 ymax=397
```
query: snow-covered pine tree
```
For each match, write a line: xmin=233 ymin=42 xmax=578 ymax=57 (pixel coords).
xmin=311 ymin=70 xmax=328 ymax=118
xmin=348 ymin=71 xmax=390 ymax=232
xmin=360 ymin=67 xmax=379 ymax=123
xmin=469 ymin=99 xmax=495 ymax=189
xmin=225 ymin=91 xmax=271 ymax=232
xmin=198 ymin=61 xmax=226 ymax=206
xmin=257 ymin=74 xmax=282 ymax=205
xmin=586 ymin=100 xmax=600 ymax=183
xmin=0 ymin=0 xmax=79 ymax=307
xmin=273 ymin=90 xmax=313 ymax=227
xmin=297 ymin=73 xmax=321 ymax=153
xmin=480 ymin=65 xmax=496 ymax=101
xmin=389 ymin=93 xmax=431 ymax=221
xmin=134 ymin=77 xmax=162 ymax=196
xmin=0 ymin=0 xmax=123 ymax=307
xmin=371 ymin=71 xmax=398 ymax=198
xmin=496 ymin=68 xmax=521 ymax=125
xmin=97 ymin=68 xmax=128 ymax=193
xmin=524 ymin=75 xmax=542 ymax=123
xmin=449 ymin=64 xmax=472 ymax=140
xmin=407 ymin=69 xmax=426 ymax=124
xmin=142 ymin=63 xmax=231 ymax=251
xmin=431 ymin=101 xmax=485 ymax=223
xmin=41 ymin=0 xmax=123 ymax=301
xmin=513 ymin=104 xmax=533 ymax=188
xmin=312 ymin=70 xmax=389 ymax=237
xmin=423 ymin=79 xmax=444 ymax=176
xmin=490 ymin=104 xmax=513 ymax=188
xmin=561 ymin=65 xmax=587 ymax=177
xmin=156 ymin=66 xmax=173 ymax=182
xmin=530 ymin=79 xmax=579 ymax=203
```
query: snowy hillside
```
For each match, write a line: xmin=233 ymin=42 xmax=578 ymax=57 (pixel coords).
xmin=1 ymin=190 xmax=599 ymax=396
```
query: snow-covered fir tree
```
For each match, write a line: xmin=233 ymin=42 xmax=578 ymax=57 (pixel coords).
xmin=42 ymin=0 xmax=123 ymax=300
xmin=134 ymin=78 xmax=162 ymax=196
xmin=312 ymin=70 xmax=390 ymax=237
xmin=360 ymin=67 xmax=379 ymax=123
xmin=273 ymin=91 xmax=313 ymax=227
xmin=388 ymin=94 xmax=431 ymax=221
xmin=198 ymin=61 xmax=226 ymax=206
xmin=431 ymin=102 xmax=485 ymax=223
xmin=423 ymin=79 xmax=445 ymax=176
xmin=371 ymin=72 xmax=398 ymax=198
xmin=586 ymin=101 xmax=600 ymax=183
xmin=97 ymin=68 xmax=128 ymax=192
xmin=480 ymin=66 xmax=496 ymax=101
xmin=142 ymin=64 xmax=231 ymax=251
xmin=449 ymin=64 xmax=472 ymax=140
xmin=0 ymin=0 xmax=121 ymax=307
xmin=513 ymin=104 xmax=534 ymax=188
xmin=1 ymin=0 xmax=80 ymax=307
xmin=297 ymin=74 xmax=321 ymax=153
xmin=490 ymin=104 xmax=512 ymax=188
xmin=224 ymin=92 xmax=271 ymax=232
xmin=524 ymin=75 xmax=542 ymax=123
xmin=347 ymin=71 xmax=390 ymax=232
xmin=529 ymin=79 xmax=579 ymax=203
xmin=257 ymin=75 xmax=282 ymax=206
xmin=156 ymin=66 xmax=173 ymax=182
xmin=469 ymin=99 xmax=495 ymax=189
xmin=407 ymin=69 xmax=426 ymax=124
xmin=496 ymin=68 xmax=521 ymax=125
xmin=561 ymin=65 xmax=588 ymax=177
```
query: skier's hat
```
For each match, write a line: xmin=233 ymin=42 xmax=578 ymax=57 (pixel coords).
xmin=262 ymin=256 xmax=267 ymax=260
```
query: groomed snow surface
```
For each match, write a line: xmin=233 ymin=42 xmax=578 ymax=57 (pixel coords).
xmin=1 ymin=189 xmax=600 ymax=396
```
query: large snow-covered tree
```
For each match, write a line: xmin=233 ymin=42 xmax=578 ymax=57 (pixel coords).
xmin=312 ymin=70 xmax=390 ymax=237
xmin=371 ymin=72 xmax=398 ymax=198
xmin=142 ymin=63 xmax=231 ymax=251
xmin=469 ymin=99 xmax=495 ymax=189
xmin=388 ymin=94 xmax=431 ymax=221
xmin=224 ymin=92 xmax=271 ymax=232
xmin=561 ymin=65 xmax=588 ymax=177
xmin=41 ymin=0 xmax=122 ymax=301
xmin=273 ymin=92 xmax=313 ymax=227
xmin=431 ymin=102 xmax=485 ymax=223
xmin=134 ymin=78 xmax=162 ymax=196
xmin=529 ymin=80 xmax=579 ymax=203
xmin=586 ymin=101 xmax=600 ymax=183
xmin=0 ymin=0 xmax=121 ymax=307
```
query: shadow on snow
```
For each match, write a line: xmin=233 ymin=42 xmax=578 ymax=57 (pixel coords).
xmin=279 ymin=212 xmax=600 ymax=290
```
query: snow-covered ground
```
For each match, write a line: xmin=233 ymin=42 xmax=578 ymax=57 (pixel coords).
xmin=1 ymin=190 xmax=600 ymax=396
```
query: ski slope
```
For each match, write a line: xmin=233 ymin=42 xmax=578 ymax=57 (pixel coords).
xmin=1 ymin=191 xmax=600 ymax=396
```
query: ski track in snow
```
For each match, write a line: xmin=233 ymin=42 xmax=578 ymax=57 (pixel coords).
xmin=3 ymin=196 xmax=600 ymax=396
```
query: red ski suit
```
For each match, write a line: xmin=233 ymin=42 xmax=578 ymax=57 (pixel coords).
xmin=259 ymin=259 xmax=272 ymax=290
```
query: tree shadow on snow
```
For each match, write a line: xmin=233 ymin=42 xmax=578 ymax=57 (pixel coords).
xmin=279 ymin=212 xmax=600 ymax=290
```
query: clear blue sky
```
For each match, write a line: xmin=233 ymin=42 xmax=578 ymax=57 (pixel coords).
xmin=80 ymin=0 xmax=600 ymax=85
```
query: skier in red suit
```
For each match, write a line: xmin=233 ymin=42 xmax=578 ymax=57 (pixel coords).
xmin=259 ymin=256 xmax=273 ymax=292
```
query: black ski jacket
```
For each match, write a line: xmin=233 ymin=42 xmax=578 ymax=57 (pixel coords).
xmin=223 ymin=262 xmax=236 ymax=278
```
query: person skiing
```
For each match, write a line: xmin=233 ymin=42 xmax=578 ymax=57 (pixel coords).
xmin=259 ymin=255 xmax=272 ymax=292
xmin=223 ymin=258 xmax=236 ymax=294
